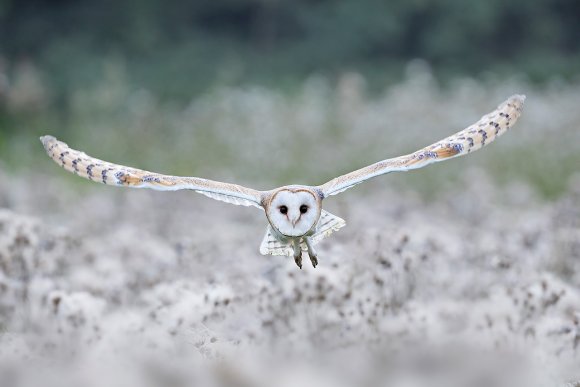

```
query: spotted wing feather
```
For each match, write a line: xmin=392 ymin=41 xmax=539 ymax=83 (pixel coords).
xmin=40 ymin=136 xmax=264 ymax=208
xmin=319 ymin=94 xmax=526 ymax=197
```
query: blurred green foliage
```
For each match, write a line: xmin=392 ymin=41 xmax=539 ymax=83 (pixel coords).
xmin=0 ymin=0 xmax=579 ymax=199
xmin=0 ymin=0 xmax=579 ymax=99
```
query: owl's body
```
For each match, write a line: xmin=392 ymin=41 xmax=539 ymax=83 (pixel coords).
xmin=258 ymin=185 xmax=346 ymax=267
xmin=41 ymin=95 xmax=525 ymax=268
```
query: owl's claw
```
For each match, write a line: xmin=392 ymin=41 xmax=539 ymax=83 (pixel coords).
xmin=304 ymin=237 xmax=318 ymax=268
xmin=292 ymin=239 xmax=303 ymax=269
xmin=309 ymin=254 xmax=318 ymax=268
xmin=294 ymin=254 xmax=303 ymax=269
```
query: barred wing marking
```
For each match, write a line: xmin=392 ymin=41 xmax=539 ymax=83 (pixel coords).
xmin=40 ymin=136 xmax=264 ymax=208
xmin=310 ymin=210 xmax=346 ymax=245
xmin=319 ymin=94 xmax=526 ymax=197
xmin=259 ymin=226 xmax=294 ymax=256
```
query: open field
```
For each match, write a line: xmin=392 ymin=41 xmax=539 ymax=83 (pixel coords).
xmin=1 ymin=72 xmax=580 ymax=386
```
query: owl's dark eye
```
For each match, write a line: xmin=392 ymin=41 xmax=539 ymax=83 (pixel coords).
xmin=279 ymin=205 xmax=288 ymax=215
xmin=300 ymin=205 xmax=308 ymax=214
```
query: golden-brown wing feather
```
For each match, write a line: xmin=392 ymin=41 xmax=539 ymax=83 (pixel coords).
xmin=40 ymin=136 xmax=265 ymax=208
xmin=319 ymin=94 xmax=526 ymax=197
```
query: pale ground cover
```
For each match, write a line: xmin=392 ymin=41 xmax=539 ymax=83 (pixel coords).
xmin=1 ymin=66 xmax=580 ymax=386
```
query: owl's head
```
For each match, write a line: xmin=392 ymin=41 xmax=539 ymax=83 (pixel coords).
xmin=265 ymin=187 xmax=322 ymax=237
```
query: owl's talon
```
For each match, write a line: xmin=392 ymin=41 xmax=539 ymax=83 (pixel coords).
xmin=310 ymin=255 xmax=318 ymax=268
xmin=294 ymin=255 xmax=303 ymax=269
xmin=292 ymin=239 xmax=303 ymax=269
xmin=304 ymin=237 xmax=318 ymax=268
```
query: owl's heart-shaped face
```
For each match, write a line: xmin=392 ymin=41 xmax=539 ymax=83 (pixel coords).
xmin=266 ymin=189 xmax=321 ymax=237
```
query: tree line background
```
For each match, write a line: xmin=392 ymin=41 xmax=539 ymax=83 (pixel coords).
xmin=1 ymin=0 xmax=579 ymax=100
xmin=0 ymin=0 xmax=579 ymax=196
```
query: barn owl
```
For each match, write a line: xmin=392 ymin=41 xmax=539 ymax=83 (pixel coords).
xmin=41 ymin=94 xmax=525 ymax=269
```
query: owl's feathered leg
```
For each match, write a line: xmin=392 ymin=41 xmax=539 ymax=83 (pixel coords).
xmin=304 ymin=237 xmax=318 ymax=268
xmin=292 ymin=239 xmax=303 ymax=269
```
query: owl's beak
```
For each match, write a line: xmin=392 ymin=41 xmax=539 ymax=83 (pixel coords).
xmin=291 ymin=217 xmax=299 ymax=227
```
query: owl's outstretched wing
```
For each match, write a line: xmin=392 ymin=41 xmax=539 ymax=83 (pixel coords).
xmin=319 ymin=94 xmax=525 ymax=197
xmin=40 ymin=136 xmax=264 ymax=209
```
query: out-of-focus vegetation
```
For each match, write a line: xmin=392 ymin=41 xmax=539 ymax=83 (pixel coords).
xmin=1 ymin=0 xmax=579 ymax=96
xmin=1 ymin=4 xmax=580 ymax=385
xmin=1 ymin=146 xmax=580 ymax=386
xmin=2 ymin=61 xmax=580 ymax=198
xmin=0 ymin=0 xmax=579 ymax=197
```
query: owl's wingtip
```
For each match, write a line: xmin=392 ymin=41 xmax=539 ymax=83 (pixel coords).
xmin=40 ymin=135 xmax=56 ymax=145
xmin=502 ymin=94 xmax=525 ymax=110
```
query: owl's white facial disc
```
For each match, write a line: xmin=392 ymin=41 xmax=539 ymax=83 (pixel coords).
xmin=267 ymin=189 xmax=320 ymax=237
